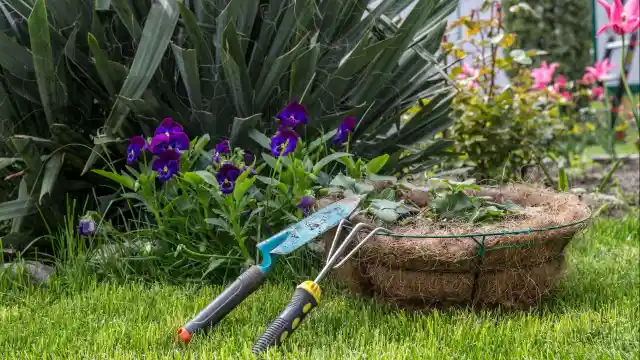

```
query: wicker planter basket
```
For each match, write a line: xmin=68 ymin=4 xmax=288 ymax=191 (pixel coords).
xmin=319 ymin=184 xmax=591 ymax=310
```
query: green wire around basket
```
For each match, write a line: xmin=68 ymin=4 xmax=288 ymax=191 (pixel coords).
xmin=340 ymin=217 xmax=591 ymax=259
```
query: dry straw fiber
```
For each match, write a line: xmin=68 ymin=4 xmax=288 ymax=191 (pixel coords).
xmin=318 ymin=184 xmax=590 ymax=309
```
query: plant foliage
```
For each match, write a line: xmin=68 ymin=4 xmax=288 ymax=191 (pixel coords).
xmin=0 ymin=0 xmax=458 ymax=250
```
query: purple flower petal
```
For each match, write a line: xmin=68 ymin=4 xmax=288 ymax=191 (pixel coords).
xmin=126 ymin=135 xmax=148 ymax=164
xmin=243 ymin=151 xmax=255 ymax=165
xmin=215 ymin=140 xmax=230 ymax=154
xmin=277 ymin=99 xmax=308 ymax=127
xmin=169 ymin=131 xmax=190 ymax=151
xmin=155 ymin=118 xmax=183 ymax=136
xmin=216 ymin=163 xmax=242 ymax=194
xmin=150 ymin=132 xmax=190 ymax=155
xmin=152 ymin=150 xmax=181 ymax=182
xmin=78 ymin=218 xmax=96 ymax=236
xmin=333 ymin=116 xmax=357 ymax=144
xmin=270 ymin=128 xmax=299 ymax=157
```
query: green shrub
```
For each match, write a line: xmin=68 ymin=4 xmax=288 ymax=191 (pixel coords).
xmin=501 ymin=0 xmax=593 ymax=80
xmin=0 ymin=0 xmax=458 ymax=251
xmin=440 ymin=1 xmax=579 ymax=180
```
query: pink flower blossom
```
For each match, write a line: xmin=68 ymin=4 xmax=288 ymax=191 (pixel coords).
xmin=585 ymin=59 xmax=615 ymax=82
xmin=531 ymin=61 xmax=559 ymax=90
xmin=581 ymin=72 xmax=597 ymax=85
xmin=552 ymin=75 xmax=567 ymax=94
xmin=596 ymin=0 xmax=640 ymax=36
xmin=456 ymin=63 xmax=480 ymax=88
xmin=591 ymin=86 xmax=605 ymax=100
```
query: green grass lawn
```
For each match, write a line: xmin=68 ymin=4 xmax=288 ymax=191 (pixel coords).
xmin=1 ymin=216 xmax=638 ymax=359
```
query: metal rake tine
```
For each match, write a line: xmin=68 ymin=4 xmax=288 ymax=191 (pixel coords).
xmin=316 ymin=222 xmax=372 ymax=283
xmin=332 ymin=227 xmax=389 ymax=269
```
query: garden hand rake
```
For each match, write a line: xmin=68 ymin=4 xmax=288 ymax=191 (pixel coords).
xmin=251 ymin=219 xmax=389 ymax=355
xmin=177 ymin=197 xmax=362 ymax=344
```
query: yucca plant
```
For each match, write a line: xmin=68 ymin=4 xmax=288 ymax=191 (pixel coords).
xmin=0 ymin=0 xmax=457 ymax=250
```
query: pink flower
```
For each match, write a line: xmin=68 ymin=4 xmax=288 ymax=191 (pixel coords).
xmin=596 ymin=0 xmax=640 ymax=36
xmin=591 ymin=86 xmax=605 ymax=100
xmin=531 ymin=61 xmax=559 ymax=90
xmin=585 ymin=59 xmax=615 ymax=82
xmin=456 ymin=63 xmax=480 ymax=88
xmin=581 ymin=72 xmax=597 ymax=85
xmin=552 ymin=75 xmax=567 ymax=94
xmin=560 ymin=91 xmax=573 ymax=102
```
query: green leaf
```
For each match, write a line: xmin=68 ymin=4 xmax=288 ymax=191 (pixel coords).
xmin=194 ymin=170 xmax=218 ymax=187
xmin=230 ymin=114 xmax=262 ymax=146
xmin=233 ymin=177 xmax=256 ymax=202
xmin=10 ymin=179 xmax=32 ymax=233
xmin=291 ymin=43 xmax=319 ymax=101
xmin=28 ymin=0 xmax=62 ymax=127
xmin=177 ymin=1 xmax=213 ymax=67
xmin=0 ymin=157 xmax=19 ymax=171
xmin=171 ymin=43 xmax=202 ymax=110
xmin=558 ymin=168 xmax=569 ymax=191
xmin=0 ymin=199 xmax=36 ymax=222
xmin=255 ymin=40 xmax=306 ymax=109
xmin=509 ymin=49 xmax=532 ymax=65
xmin=111 ymin=0 xmax=142 ymax=41
xmin=82 ymin=0 xmax=180 ymax=175
xmin=490 ymin=33 xmax=504 ymax=44
xmin=39 ymin=152 xmax=64 ymax=205
xmin=313 ymin=152 xmax=352 ymax=174
xmin=0 ymin=32 xmax=34 ymax=78
xmin=249 ymin=129 xmax=271 ymax=150
xmin=330 ymin=174 xmax=356 ymax=189
xmin=367 ymin=173 xmax=397 ymax=184
xmin=261 ymin=154 xmax=284 ymax=172
xmin=221 ymin=22 xmax=254 ymax=117
xmin=366 ymin=154 xmax=389 ymax=174
xmin=204 ymin=217 xmax=228 ymax=229
xmin=91 ymin=169 xmax=136 ymax=190
xmin=88 ymin=32 xmax=118 ymax=96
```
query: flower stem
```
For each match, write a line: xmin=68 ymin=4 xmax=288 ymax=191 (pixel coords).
xmin=619 ymin=35 xmax=639 ymax=154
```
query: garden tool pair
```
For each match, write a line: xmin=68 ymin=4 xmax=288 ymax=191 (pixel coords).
xmin=177 ymin=196 xmax=388 ymax=355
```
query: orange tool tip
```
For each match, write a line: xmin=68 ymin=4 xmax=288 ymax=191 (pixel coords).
xmin=177 ymin=328 xmax=192 ymax=344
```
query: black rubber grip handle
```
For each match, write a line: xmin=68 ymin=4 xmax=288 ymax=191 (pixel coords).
xmin=252 ymin=282 xmax=320 ymax=354
xmin=179 ymin=265 xmax=268 ymax=341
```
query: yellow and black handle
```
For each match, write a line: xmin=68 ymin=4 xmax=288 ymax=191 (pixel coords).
xmin=251 ymin=281 xmax=321 ymax=355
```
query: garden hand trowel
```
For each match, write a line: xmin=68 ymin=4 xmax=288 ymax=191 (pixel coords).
xmin=177 ymin=196 xmax=362 ymax=344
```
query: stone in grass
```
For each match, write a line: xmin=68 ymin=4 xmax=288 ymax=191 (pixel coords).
xmin=1 ymin=260 xmax=55 ymax=286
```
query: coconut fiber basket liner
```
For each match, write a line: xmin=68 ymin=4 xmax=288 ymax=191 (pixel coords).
xmin=319 ymin=184 xmax=591 ymax=310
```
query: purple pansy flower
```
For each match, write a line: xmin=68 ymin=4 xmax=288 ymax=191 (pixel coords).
xmin=152 ymin=150 xmax=181 ymax=182
xmin=216 ymin=163 xmax=242 ymax=194
xmin=333 ymin=116 xmax=357 ymax=144
xmin=212 ymin=139 xmax=231 ymax=163
xmin=150 ymin=132 xmax=190 ymax=155
xmin=277 ymin=100 xmax=308 ymax=128
xmin=126 ymin=136 xmax=148 ymax=164
xmin=243 ymin=151 xmax=255 ymax=165
xmin=78 ymin=218 xmax=96 ymax=236
xmin=297 ymin=196 xmax=314 ymax=216
xmin=270 ymin=128 xmax=299 ymax=157
xmin=155 ymin=118 xmax=184 ymax=136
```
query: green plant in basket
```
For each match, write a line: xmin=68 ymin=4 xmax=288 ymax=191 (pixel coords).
xmin=425 ymin=179 xmax=522 ymax=223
